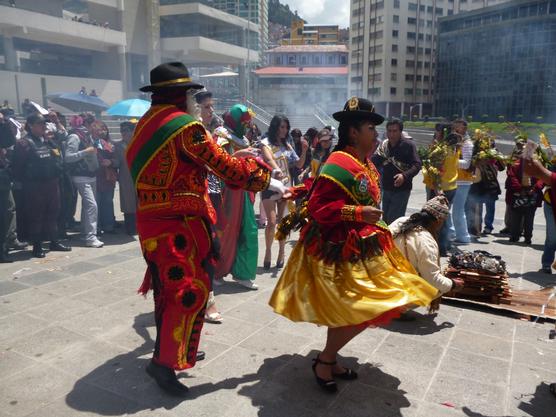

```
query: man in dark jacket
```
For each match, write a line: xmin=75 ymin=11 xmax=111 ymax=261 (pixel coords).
xmin=372 ymin=119 xmax=421 ymax=224
xmin=0 ymin=113 xmax=16 ymax=262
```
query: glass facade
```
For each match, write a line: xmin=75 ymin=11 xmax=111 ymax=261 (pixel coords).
xmin=436 ymin=0 xmax=556 ymax=121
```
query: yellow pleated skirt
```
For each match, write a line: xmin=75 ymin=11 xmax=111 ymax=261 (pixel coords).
xmin=269 ymin=242 xmax=438 ymax=328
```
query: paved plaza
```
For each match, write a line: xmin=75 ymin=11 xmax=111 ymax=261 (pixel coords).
xmin=0 ymin=175 xmax=555 ymax=417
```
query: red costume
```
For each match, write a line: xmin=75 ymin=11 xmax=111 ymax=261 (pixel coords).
xmin=127 ymin=104 xmax=271 ymax=370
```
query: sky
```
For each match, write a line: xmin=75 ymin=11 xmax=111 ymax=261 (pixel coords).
xmin=279 ymin=0 xmax=350 ymax=28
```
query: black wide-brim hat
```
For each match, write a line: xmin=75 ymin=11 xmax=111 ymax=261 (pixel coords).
xmin=140 ymin=62 xmax=204 ymax=92
xmin=333 ymin=97 xmax=385 ymax=125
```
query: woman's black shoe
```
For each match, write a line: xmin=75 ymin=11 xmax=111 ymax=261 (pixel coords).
xmin=333 ymin=367 xmax=358 ymax=380
xmin=311 ymin=356 xmax=338 ymax=393
xmin=263 ymin=260 xmax=271 ymax=270
xmin=276 ymin=258 xmax=284 ymax=269
xmin=146 ymin=360 xmax=189 ymax=397
xmin=32 ymin=244 xmax=45 ymax=258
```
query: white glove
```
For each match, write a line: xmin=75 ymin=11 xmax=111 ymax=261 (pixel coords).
xmin=268 ymin=178 xmax=287 ymax=197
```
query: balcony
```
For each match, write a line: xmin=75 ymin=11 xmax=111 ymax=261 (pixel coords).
xmin=0 ymin=4 xmax=126 ymax=51
xmin=162 ymin=36 xmax=259 ymax=65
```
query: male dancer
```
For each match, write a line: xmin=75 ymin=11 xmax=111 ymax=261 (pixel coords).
xmin=127 ymin=62 xmax=286 ymax=396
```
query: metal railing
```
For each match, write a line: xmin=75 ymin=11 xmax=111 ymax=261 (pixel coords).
xmin=314 ymin=104 xmax=338 ymax=129
xmin=245 ymin=99 xmax=272 ymax=128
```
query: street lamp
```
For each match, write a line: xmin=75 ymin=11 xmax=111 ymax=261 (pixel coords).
xmin=409 ymin=103 xmax=423 ymax=120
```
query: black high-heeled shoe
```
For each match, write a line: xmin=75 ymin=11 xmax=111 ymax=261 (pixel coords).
xmin=311 ymin=355 xmax=338 ymax=393
xmin=275 ymin=259 xmax=284 ymax=269
xmin=333 ymin=366 xmax=358 ymax=380
xmin=263 ymin=260 xmax=271 ymax=270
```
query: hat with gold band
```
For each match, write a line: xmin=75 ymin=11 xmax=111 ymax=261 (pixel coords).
xmin=140 ymin=62 xmax=203 ymax=92
xmin=333 ymin=97 xmax=384 ymax=125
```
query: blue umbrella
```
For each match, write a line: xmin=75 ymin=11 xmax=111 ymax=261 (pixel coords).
xmin=46 ymin=92 xmax=109 ymax=112
xmin=107 ymin=99 xmax=151 ymax=117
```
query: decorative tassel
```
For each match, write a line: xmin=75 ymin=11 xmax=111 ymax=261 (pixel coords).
xmin=138 ymin=269 xmax=152 ymax=296
xmin=342 ymin=229 xmax=361 ymax=260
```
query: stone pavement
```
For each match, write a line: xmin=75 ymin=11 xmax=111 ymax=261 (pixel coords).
xmin=0 ymin=176 xmax=555 ymax=417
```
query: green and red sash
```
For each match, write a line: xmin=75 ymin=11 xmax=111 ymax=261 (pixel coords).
xmin=126 ymin=105 xmax=198 ymax=185
xmin=319 ymin=151 xmax=380 ymax=207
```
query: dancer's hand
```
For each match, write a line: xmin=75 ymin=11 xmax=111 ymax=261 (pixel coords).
xmin=451 ymin=278 xmax=465 ymax=291
xmin=361 ymin=206 xmax=383 ymax=224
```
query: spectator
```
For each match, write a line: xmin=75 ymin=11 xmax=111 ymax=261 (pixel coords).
xmin=79 ymin=86 xmax=87 ymax=95
xmin=372 ymin=118 xmax=422 ymax=224
xmin=89 ymin=89 xmax=98 ymax=97
xmin=304 ymin=127 xmax=319 ymax=149
xmin=290 ymin=128 xmax=310 ymax=185
xmin=11 ymin=114 xmax=71 ymax=257
xmin=260 ymin=115 xmax=306 ymax=269
xmin=540 ymin=164 xmax=556 ymax=273
xmin=91 ymin=120 xmax=118 ymax=234
xmin=21 ymin=99 xmax=34 ymax=117
xmin=307 ymin=128 xmax=332 ymax=178
xmin=0 ymin=113 xmax=16 ymax=262
xmin=466 ymin=158 xmax=504 ymax=236
xmin=423 ymin=123 xmax=461 ymax=256
xmin=115 ymin=121 xmax=137 ymax=235
xmin=65 ymin=114 xmax=103 ymax=248
xmin=1 ymin=100 xmax=15 ymax=117
xmin=451 ymin=119 xmax=474 ymax=244
xmin=506 ymin=157 xmax=543 ymax=244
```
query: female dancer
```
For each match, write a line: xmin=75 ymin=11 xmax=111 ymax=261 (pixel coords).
xmin=269 ymin=98 xmax=437 ymax=393
xmin=260 ymin=115 xmax=307 ymax=269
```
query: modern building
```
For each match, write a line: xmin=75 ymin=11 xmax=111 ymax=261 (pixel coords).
xmin=253 ymin=45 xmax=348 ymax=115
xmin=0 ymin=0 xmax=267 ymax=111
xmin=210 ymin=0 xmax=269 ymax=53
xmin=282 ymin=20 xmax=340 ymax=45
xmin=348 ymin=0 xmax=512 ymax=118
xmin=436 ymin=0 xmax=556 ymax=122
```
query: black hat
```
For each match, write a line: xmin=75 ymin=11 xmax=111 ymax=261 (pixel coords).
xmin=333 ymin=97 xmax=384 ymax=125
xmin=140 ymin=62 xmax=204 ymax=92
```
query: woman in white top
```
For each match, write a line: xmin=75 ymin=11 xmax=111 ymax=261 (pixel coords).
xmin=260 ymin=115 xmax=307 ymax=269
xmin=390 ymin=196 xmax=464 ymax=296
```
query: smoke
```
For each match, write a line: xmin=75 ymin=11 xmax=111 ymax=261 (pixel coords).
xmin=280 ymin=0 xmax=349 ymax=27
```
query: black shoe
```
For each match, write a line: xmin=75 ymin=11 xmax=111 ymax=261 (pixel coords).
xmin=196 ymin=351 xmax=206 ymax=361
xmin=539 ymin=268 xmax=552 ymax=274
xmin=8 ymin=240 xmax=28 ymax=250
xmin=524 ymin=239 xmax=532 ymax=245
xmin=0 ymin=252 xmax=13 ymax=263
xmin=32 ymin=244 xmax=45 ymax=258
xmin=509 ymin=237 xmax=519 ymax=243
xmin=146 ymin=360 xmax=189 ymax=397
xmin=263 ymin=260 xmax=271 ymax=270
xmin=311 ymin=355 xmax=338 ymax=393
xmin=332 ymin=367 xmax=358 ymax=380
xmin=499 ymin=228 xmax=510 ymax=235
xmin=49 ymin=241 xmax=72 ymax=252
xmin=276 ymin=259 xmax=284 ymax=269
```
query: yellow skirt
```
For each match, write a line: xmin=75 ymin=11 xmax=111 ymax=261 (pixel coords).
xmin=269 ymin=242 xmax=438 ymax=328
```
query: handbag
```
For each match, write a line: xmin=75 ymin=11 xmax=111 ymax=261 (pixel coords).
xmin=512 ymin=192 xmax=537 ymax=209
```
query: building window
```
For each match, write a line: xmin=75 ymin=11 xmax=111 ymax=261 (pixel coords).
xmin=408 ymin=17 xmax=417 ymax=25
xmin=301 ymin=56 xmax=308 ymax=65
xmin=390 ymin=87 xmax=397 ymax=95
xmin=391 ymin=58 xmax=398 ymax=66
xmin=394 ymin=0 xmax=400 ymax=8
xmin=274 ymin=56 xmax=282 ymax=65
xmin=368 ymin=87 xmax=381 ymax=96
xmin=406 ymin=60 xmax=415 ymax=67
xmin=393 ymin=15 xmax=399 ymax=23
xmin=405 ymin=88 xmax=414 ymax=95
xmin=416 ymin=75 xmax=422 ymax=81
xmin=288 ymin=55 xmax=296 ymax=65
xmin=327 ymin=55 xmax=335 ymax=64
xmin=391 ymin=73 xmax=397 ymax=81
xmin=313 ymin=55 xmax=321 ymax=65
xmin=392 ymin=30 xmax=399 ymax=38
xmin=407 ymin=32 xmax=416 ymax=40
xmin=340 ymin=55 xmax=347 ymax=65
xmin=392 ymin=44 xmax=398 ymax=52
xmin=409 ymin=2 xmax=417 ymax=11
xmin=407 ymin=46 xmax=416 ymax=54
xmin=423 ymin=89 xmax=429 ymax=95
xmin=406 ymin=74 xmax=414 ymax=81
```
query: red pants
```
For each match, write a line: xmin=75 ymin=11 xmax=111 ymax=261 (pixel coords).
xmin=137 ymin=215 xmax=212 ymax=370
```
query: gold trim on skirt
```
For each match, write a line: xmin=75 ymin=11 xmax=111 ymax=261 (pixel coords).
xmin=269 ymin=242 xmax=438 ymax=328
